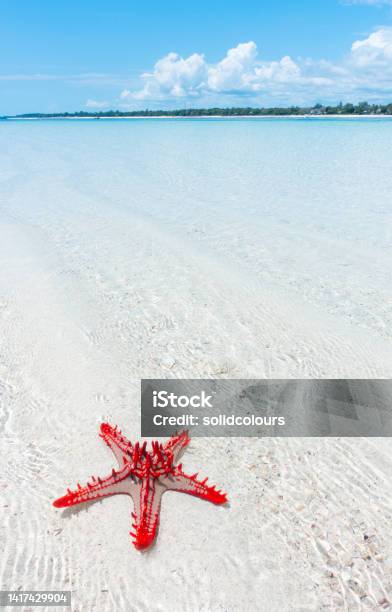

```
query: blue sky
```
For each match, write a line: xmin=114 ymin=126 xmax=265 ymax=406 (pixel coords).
xmin=1 ymin=0 xmax=392 ymax=113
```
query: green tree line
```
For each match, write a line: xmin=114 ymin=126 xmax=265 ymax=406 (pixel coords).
xmin=4 ymin=101 xmax=392 ymax=119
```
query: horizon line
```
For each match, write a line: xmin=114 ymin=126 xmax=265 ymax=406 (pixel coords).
xmin=3 ymin=100 xmax=392 ymax=119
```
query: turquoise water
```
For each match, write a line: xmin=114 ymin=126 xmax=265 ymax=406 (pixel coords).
xmin=1 ymin=118 xmax=392 ymax=337
xmin=2 ymin=118 xmax=392 ymax=612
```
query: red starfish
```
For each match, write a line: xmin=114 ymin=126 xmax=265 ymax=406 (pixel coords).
xmin=53 ymin=424 xmax=228 ymax=550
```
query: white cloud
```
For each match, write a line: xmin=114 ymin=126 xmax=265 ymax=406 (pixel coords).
xmin=253 ymin=56 xmax=302 ymax=86
xmin=119 ymin=30 xmax=392 ymax=106
xmin=122 ymin=42 xmax=307 ymax=102
xmin=207 ymin=42 xmax=258 ymax=91
xmin=351 ymin=27 xmax=392 ymax=65
xmin=0 ymin=73 xmax=63 ymax=81
xmin=122 ymin=51 xmax=207 ymax=100
xmin=345 ymin=1 xmax=392 ymax=5
xmin=85 ymin=99 xmax=110 ymax=109
xmin=0 ymin=73 xmax=130 ymax=88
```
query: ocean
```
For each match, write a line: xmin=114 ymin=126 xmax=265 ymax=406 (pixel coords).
xmin=1 ymin=118 xmax=392 ymax=610
xmin=1 ymin=117 xmax=391 ymax=342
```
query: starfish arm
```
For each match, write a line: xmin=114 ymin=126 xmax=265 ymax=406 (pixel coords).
xmin=163 ymin=430 xmax=190 ymax=463
xmin=166 ymin=472 xmax=228 ymax=505
xmin=99 ymin=422 xmax=134 ymax=467
xmin=53 ymin=465 xmax=135 ymax=508
xmin=129 ymin=477 xmax=166 ymax=550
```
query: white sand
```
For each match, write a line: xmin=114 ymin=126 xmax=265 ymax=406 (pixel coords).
xmin=1 ymin=120 xmax=392 ymax=610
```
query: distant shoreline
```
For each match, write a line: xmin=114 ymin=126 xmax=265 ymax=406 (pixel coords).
xmin=3 ymin=102 xmax=392 ymax=121
xmin=4 ymin=114 xmax=392 ymax=120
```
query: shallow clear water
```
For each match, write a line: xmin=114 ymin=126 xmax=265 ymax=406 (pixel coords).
xmin=1 ymin=118 xmax=392 ymax=611
xmin=1 ymin=117 xmax=391 ymax=338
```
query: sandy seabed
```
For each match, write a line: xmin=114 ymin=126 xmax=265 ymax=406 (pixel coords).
xmin=1 ymin=119 xmax=392 ymax=611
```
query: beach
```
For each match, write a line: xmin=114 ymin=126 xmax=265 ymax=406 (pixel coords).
xmin=1 ymin=117 xmax=392 ymax=610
